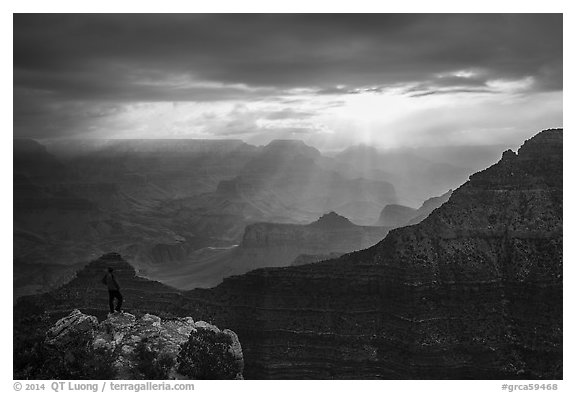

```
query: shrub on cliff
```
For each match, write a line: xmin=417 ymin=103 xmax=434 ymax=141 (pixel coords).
xmin=176 ymin=327 xmax=240 ymax=379
xmin=135 ymin=338 xmax=175 ymax=379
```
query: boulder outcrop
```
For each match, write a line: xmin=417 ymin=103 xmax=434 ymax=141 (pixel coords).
xmin=45 ymin=309 xmax=244 ymax=379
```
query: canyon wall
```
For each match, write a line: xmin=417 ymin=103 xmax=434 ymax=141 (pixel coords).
xmin=180 ymin=129 xmax=562 ymax=379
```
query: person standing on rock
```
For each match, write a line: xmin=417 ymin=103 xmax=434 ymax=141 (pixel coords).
xmin=102 ymin=267 xmax=123 ymax=314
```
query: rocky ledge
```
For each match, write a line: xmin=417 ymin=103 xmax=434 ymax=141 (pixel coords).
xmin=45 ymin=309 xmax=244 ymax=379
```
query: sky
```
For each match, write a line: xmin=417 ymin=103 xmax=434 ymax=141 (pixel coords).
xmin=13 ymin=14 xmax=563 ymax=150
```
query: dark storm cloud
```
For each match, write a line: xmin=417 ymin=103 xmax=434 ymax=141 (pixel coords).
xmin=13 ymin=14 xmax=562 ymax=138
xmin=15 ymin=14 xmax=562 ymax=94
xmin=14 ymin=68 xmax=278 ymax=102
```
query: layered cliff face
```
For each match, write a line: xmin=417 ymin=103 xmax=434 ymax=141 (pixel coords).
xmin=234 ymin=212 xmax=390 ymax=270
xmin=180 ymin=129 xmax=562 ymax=379
xmin=242 ymin=212 xmax=388 ymax=252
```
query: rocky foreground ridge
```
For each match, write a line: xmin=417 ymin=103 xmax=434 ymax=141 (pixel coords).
xmin=34 ymin=309 xmax=244 ymax=379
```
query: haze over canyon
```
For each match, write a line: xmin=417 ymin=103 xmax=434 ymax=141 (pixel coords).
xmin=15 ymin=136 xmax=498 ymax=297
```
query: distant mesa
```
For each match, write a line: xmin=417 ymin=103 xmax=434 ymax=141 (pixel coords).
xmin=308 ymin=211 xmax=355 ymax=228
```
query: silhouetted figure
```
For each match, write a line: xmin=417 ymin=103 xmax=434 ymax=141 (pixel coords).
xmin=102 ymin=267 xmax=123 ymax=314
